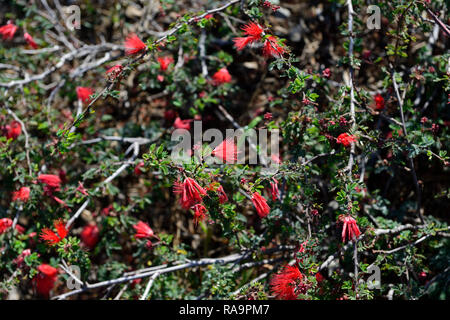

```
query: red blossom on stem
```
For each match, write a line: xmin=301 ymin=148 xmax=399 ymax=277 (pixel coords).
xmin=24 ymin=32 xmax=38 ymax=49
xmin=339 ymin=215 xmax=361 ymax=243
xmin=336 ymin=133 xmax=357 ymax=147
xmin=124 ymin=33 xmax=147 ymax=55
xmin=251 ymin=192 xmax=270 ymax=218
xmin=374 ymin=93 xmax=385 ymax=110
xmin=12 ymin=186 xmax=30 ymax=202
xmin=270 ymin=265 xmax=304 ymax=300
xmin=270 ymin=178 xmax=280 ymax=201
xmin=173 ymin=117 xmax=193 ymax=130
xmin=157 ymin=56 xmax=174 ymax=71
xmin=81 ymin=224 xmax=99 ymax=249
xmin=212 ymin=68 xmax=232 ymax=85
xmin=3 ymin=121 xmax=21 ymax=140
xmin=0 ymin=22 xmax=18 ymax=40
xmin=133 ymin=221 xmax=155 ymax=239
xmin=192 ymin=204 xmax=208 ymax=227
xmin=39 ymin=220 xmax=68 ymax=246
xmin=217 ymin=185 xmax=228 ymax=204
xmin=0 ymin=218 xmax=13 ymax=234
xmin=262 ymin=36 xmax=285 ymax=58
xmin=106 ymin=64 xmax=123 ymax=80
xmin=76 ymin=86 xmax=94 ymax=104
xmin=173 ymin=177 xmax=207 ymax=209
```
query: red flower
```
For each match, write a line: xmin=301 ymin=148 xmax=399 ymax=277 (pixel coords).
xmin=157 ymin=74 xmax=164 ymax=82
xmin=133 ymin=221 xmax=154 ymax=239
xmin=217 ymin=185 xmax=228 ymax=204
xmin=157 ymin=56 xmax=174 ymax=71
xmin=15 ymin=224 xmax=25 ymax=234
xmin=242 ymin=22 xmax=264 ymax=39
xmin=35 ymin=264 xmax=58 ymax=297
xmin=76 ymin=181 xmax=89 ymax=196
xmin=124 ymin=33 xmax=147 ymax=55
xmin=12 ymin=186 xmax=30 ymax=202
xmin=270 ymin=178 xmax=279 ymax=201
xmin=80 ymin=224 xmax=99 ymax=249
xmin=24 ymin=32 xmax=38 ymax=49
xmin=40 ymin=220 xmax=68 ymax=246
xmin=233 ymin=37 xmax=253 ymax=51
xmin=38 ymin=174 xmax=62 ymax=189
xmin=270 ymin=265 xmax=304 ymax=300
xmin=173 ymin=177 xmax=207 ymax=209
xmin=211 ymin=138 xmax=238 ymax=163
xmin=212 ymin=68 xmax=231 ymax=85
xmin=336 ymin=133 xmax=357 ymax=147
xmin=13 ymin=248 xmax=31 ymax=267
xmin=252 ymin=192 xmax=270 ymax=218
xmin=0 ymin=218 xmax=13 ymax=234
xmin=262 ymin=36 xmax=285 ymax=58
xmin=106 ymin=64 xmax=123 ymax=80
xmin=0 ymin=23 xmax=18 ymax=40
xmin=374 ymin=93 xmax=385 ymax=110
xmin=134 ymin=161 xmax=145 ymax=175
xmin=315 ymin=272 xmax=325 ymax=283
xmin=4 ymin=121 xmax=21 ymax=140
xmin=173 ymin=117 xmax=193 ymax=130
xmin=322 ymin=68 xmax=331 ymax=78
xmin=76 ymin=86 xmax=94 ymax=104
xmin=339 ymin=215 xmax=361 ymax=243
xmin=192 ymin=204 xmax=208 ymax=227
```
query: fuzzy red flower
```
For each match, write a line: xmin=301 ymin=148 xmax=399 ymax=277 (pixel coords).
xmin=322 ymin=68 xmax=331 ymax=78
xmin=4 ymin=121 xmax=21 ymax=140
xmin=0 ymin=23 xmax=18 ymax=40
xmin=270 ymin=265 xmax=304 ymax=300
xmin=12 ymin=186 xmax=30 ymax=202
xmin=374 ymin=93 xmax=385 ymax=110
xmin=0 ymin=218 xmax=13 ymax=234
xmin=76 ymin=86 xmax=94 ymax=104
xmin=76 ymin=181 xmax=89 ymax=196
xmin=24 ymin=32 xmax=38 ymax=49
xmin=35 ymin=264 xmax=58 ymax=297
xmin=174 ymin=177 xmax=207 ymax=209
xmin=133 ymin=221 xmax=154 ymax=239
xmin=212 ymin=68 xmax=232 ymax=85
xmin=336 ymin=133 xmax=357 ymax=147
xmin=80 ymin=224 xmax=99 ymax=249
xmin=270 ymin=178 xmax=280 ymax=201
xmin=173 ymin=117 xmax=193 ymax=130
xmin=38 ymin=174 xmax=62 ymax=189
xmin=262 ymin=36 xmax=285 ymax=58
xmin=124 ymin=33 xmax=147 ymax=55
xmin=211 ymin=138 xmax=238 ymax=163
xmin=242 ymin=22 xmax=264 ymax=39
xmin=252 ymin=192 xmax=270 ymax=218
xmin=192 ymin=204 xmax=208 ymax=227
xmin=233 ymin=37 xmax=253 ymax=51
xmin=157 ymin=56 xmax=174 ymax=71
xmin=134 ymin=161 xmax=145 ymax=175
xmin=40 ymin=220 xmax=68 ymax=246
xmin=106 ymin=64 xmax=123 ymax=80
xmin=339 ymin=215 xmax=361 ymax=243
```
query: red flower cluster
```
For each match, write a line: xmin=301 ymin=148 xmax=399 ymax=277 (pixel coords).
xmin=336 ymin=133 xmax=357 ymax=147
xmin=211 ymin=138 xmax=238 ymax=163
xmin=374 ymin=93 xmax=385 ymax=110
xmin=106 ymin=64 xmax=123 ymax=80
xmin=262 ymin=35 xmax=285 ymax=58
xmin=173 ymin=177 xmax=207 ymax=209
xmin=81 ymin=224 xmax=99 ymax=249
xmin=251 ymin=192 xmax=270 ymax=218
xmin=37 ymin=174 xmax=67 ymax=207
xmin=0 ymin=218 xmax=13 ymax=234
xmin=212 ymin=68 xmax=232 ymax=85
xmin=34 ymin=264 xmax=58 ymax=297
xmin=217 ymin=185 xmax=228 ymax=204
xmin=270 ymin=178 xmax=279 ymax=201
xmin=2 ymin=120 xmax=22 ymax=140
xmin=157 ymin=56 xmax=174 ymax=71
xmin=76 ymin=86 xmax=94 ymax=104
xmin=40 ymin=220 xmax=68 ymax=246
xmin=24 ymin=32 xmax=38 ymax=49
xmin=12 ymin=186 xmax=30 ymax=202
xmin=133 ymin=221 xmax=154 ymax=239
xmin=0 ymin=22 xmax=18 ymax=40
xmin=339 ymin=215 xmax=361 ymax=242
xmin=270 ymin=265 xmax=304 ymax=300
xmin=124 ymin=33 xmax=147 ymax=55
xmin=173 ymin=117 xmax=193 ymax=130
xmin=192 ymin=204 xmax=208 ymax=227
xmin=233 ymin=22 xmax=263 ymax=51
